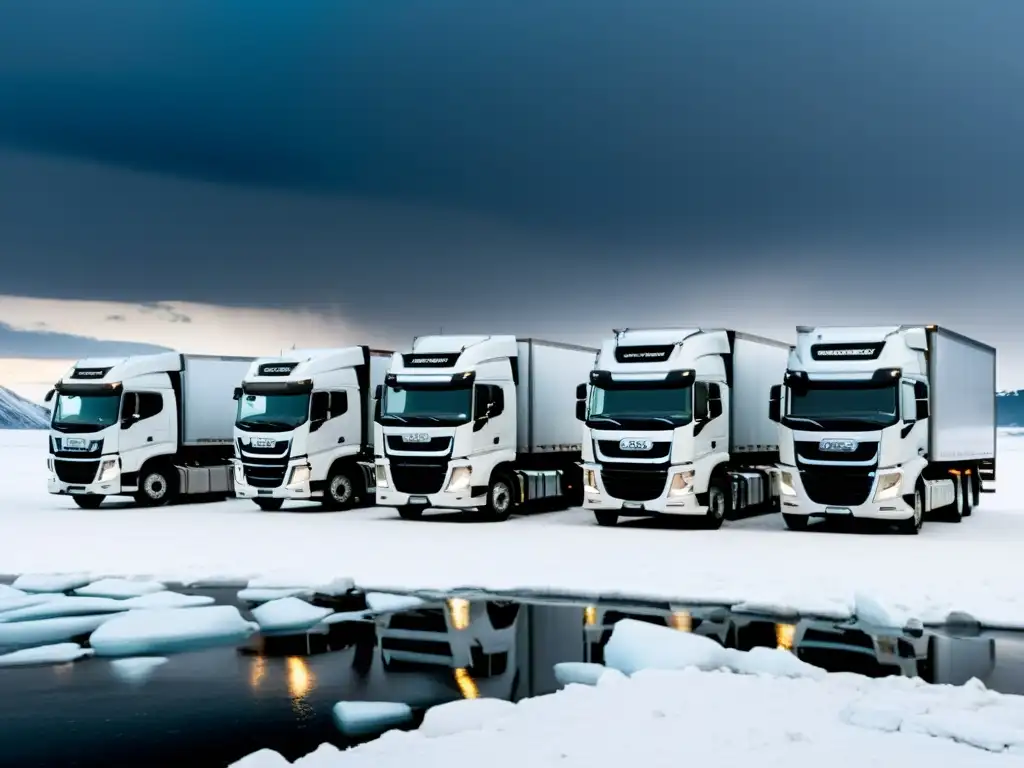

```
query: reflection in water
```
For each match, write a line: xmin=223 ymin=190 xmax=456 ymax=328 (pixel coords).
xmin=249 ymin=655 xmax=266 ymax=690
xmin=447 ymin=598 xmax=471 ymax=631
xmin=669 ymin=611 xmax=692 ymax=632
xmin=287 ymin=656 xmax=316 ymax=719
xmin=583 ymin=605 xmax=597 ymax=626
xmin=454 ymin=667 xmax=479 ymax=699
xmin=776 ymin=624 xmax=795 ymax=651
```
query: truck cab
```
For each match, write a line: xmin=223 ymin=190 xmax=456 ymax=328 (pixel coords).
xmin=232 ymin=347 xmax=389 ymax=511
xmin=770 ymin=325 xmax=995 ymax=533
xmin=578 ymin=328 xmax=788 ymax=528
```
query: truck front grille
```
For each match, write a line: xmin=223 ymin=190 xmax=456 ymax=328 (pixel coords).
xmin=597 ymin=440 xmax=671 ymax=460
xmin=800 ymin=469 xmax=874 ymax=507
xmin=54 ymin=460 xmax=99 ymax=485
xmin=389 ymin=460 xmax=448 ymax=495
xmin=242 ymin=456 xmax=288 ymax=488
xmin=385 ymin=436 xmax=452 ymax=453
xmin=599 ymin=466 xmax=668 ymax=502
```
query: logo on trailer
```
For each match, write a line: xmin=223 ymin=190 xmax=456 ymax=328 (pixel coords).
xmin=250 ymin=437 xmax=278 ymax=448
xmin=403 ymin=433 xmax=431 ymax=443
xmin=819 ymin=438 xmax=858 ymax=453
xmin=614 ymin=345 xmax=675 ymax=364
xmin=619 ymin=438 xmax=653 ymax=452
xmin=809 ymin=343 xmax=884 ymax=361
xmin=257 ymin=363 xmax=299 ymax=376
xmin=402 ymin=353 xmax=460 ymax=368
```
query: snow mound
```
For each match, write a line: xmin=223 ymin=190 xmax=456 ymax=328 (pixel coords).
xmin=109 ymin=656 xmax=169 ymax=685
xmin=732 ymin=595 xmax=853 ymax=621
xmin=0 ymin=614 xmax=117 ymax=648
xmin=120 ymin=591 xmax=215 ymax=609
xmin=553 ymin=662 xmax=625 ymax=687
xmin=419 ymin=698 xmax=518 ymax=738
xmin=0 ymin=596 xmax=129 ymax=623
xmin=89 ymin=605 xmax=258 ymax=656
xmin=228 ymin=748 xmax=292 ymax=767
xmin=332 ymin=701 xmax=415 ymax=737
xmin=604 ymin=619 xmax=825 ymax=679
xmin=251 ymin=597 xmax=334 ymax=634
xmin=74 ymin=578 xmax=166 ymax=599
xmin=365 ymin=593 xmax=427 ymax=613
xmin=0 ymin=642 xmax=93 ymax=667
xmin=0 ymin=386 xmax=48 ymax=429
xmin=11 ymin=573 xmax=92 ymax=594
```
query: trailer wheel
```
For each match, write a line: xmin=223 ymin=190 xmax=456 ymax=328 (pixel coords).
xmin=945 ymin=475 xmax=964 ymax=523
xmin=593 ymin=511 xmax=618 ymax=527
xmin=896 ymin=486 xmax=923 ymax=535
xmin=135 ymin=465 xmax=176 ymax=507
xmin=962 ymin=473 xmax=973 ymax=517
xmin=254 ymin=498 xmax=284 ymax=512
xmin=323 ymin=466 xmax=357 ymax=511
xmin=481 ymin=473 xmax=515 ymax=522
xmin=397 ymin=505 xmax=424 ymax=521
xmin=703 ymin=480 xmax=729 ymax=529
xmin=72 ymin=495 xmax=105 ymax=510
xmin=782 ymin=513 xmax=808 ymax=531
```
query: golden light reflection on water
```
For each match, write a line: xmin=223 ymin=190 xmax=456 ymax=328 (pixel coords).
xmin=583 ymin=606 xmax=597 ymax=626
xmin=447 ymin=598 xmax=471 ymax=631
xmin=287 ymin=656 xmax=317 ymax=719
xmin=669 ymin=611 xmax=692 ymax=632
xmin=454 ymin=667 xmax=479 ymax=699
xmin=776 ymin=623 xmax=795 ymax=651
xmin=249 ymin=655 xmax=266 ymax=690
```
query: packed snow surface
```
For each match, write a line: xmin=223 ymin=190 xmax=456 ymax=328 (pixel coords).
xmin=2 ymin=430 xmax=1024 ymax=628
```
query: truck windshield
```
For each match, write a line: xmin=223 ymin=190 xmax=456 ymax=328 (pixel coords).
xmin=236 ymin=393 xmax=311 ymax=432
xmin=381 ymin=386 xmax=472 ymax=426
xmin=588 ymin=386 xmax=693 ymax=430
xmin=51 ymin=392 xmax=121 ymax=433
xmin=785 ymin=384 xmax=898 ymax=431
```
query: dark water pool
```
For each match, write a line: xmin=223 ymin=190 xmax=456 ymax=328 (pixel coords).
xmin=1 ymin=583 xmax=1022 ymax=768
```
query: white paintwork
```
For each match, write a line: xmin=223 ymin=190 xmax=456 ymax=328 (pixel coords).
xmin=181 ymin=356 xmax=254 ymax=445
xmin=930 ymin=329 xmax=996 ymax=462
xmin=517 ymin=339 xmax=598 ymax=453
xmin=582 ymin=328 xmax=788 ymax=518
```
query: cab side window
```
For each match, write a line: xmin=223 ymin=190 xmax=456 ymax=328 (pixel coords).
xmin=138 ymin=393 xmax=164 ymax=421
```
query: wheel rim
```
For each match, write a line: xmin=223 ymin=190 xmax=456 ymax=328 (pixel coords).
xmin=331 ymin=475 xmax=353 ymax=503
xmin=144 ymin=474 xmax=166 ymax=499
xmin=492 ymin=482 xmax=511 ymax=513
xmin=710 ymin=488 xmax=725 ymax=519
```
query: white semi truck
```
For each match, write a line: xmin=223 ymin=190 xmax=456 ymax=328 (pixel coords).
xmin=577 ymin=328 xmax=790 ymax=528
xmin=44 ymin=353 xmax=254 ymax=508
xmin=770 ymin=325 xmax=997 ymax=534
xmin=232 ymin=347 xmax=391 ymax=511
xmin=374 ymin=335 xmax=597 ymax=521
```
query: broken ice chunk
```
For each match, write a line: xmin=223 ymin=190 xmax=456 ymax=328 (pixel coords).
xmin=0 ymin=596 xmax=129 ymax=623
xmin=332 ymin=701 xmax=415 ymax=737
xmin=0 ymin=642 xmax=94 ymax=667
xmin=251 ymin=597 xmax=334 ymax=634
xmin=89 ymin=606 xmax=258 ymax=656
xmin=12 ymin=573 xmax=92 ymax=594
xmin=74 ymin=578 xmax=166 ymax=599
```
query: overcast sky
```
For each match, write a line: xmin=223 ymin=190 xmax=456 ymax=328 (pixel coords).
xmin=1 ymin=0 xmax=1023 ymax=397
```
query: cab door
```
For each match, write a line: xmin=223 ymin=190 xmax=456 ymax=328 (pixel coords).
xmin=119 ymin=391 xmax=172 ymax=475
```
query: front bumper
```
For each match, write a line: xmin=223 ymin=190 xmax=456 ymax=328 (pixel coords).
xmin=374 ymin=460 xmax=486 ymax=510
xmin=233 ymin=460 xmax=318 ymax=500
xmin=777 ymin=466 xmax=913 ymax=521
xmin=47 ymin=456 xmax=123 ymax=497
xmin=581 ymin=463 xmax=705 ymax=516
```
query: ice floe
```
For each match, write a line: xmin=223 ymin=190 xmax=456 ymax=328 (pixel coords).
xmin=89 ymin=605 xmax=258 ymax=656
xmin=0 ymin=642 xmax=93 ymax=667
xmin=251 ymin=597 xmax=334 ymax=634
xmin=0 ymin=596 xmax=129 ymax=623
xmin=74 ymin=578 xmax=166 ymax=599
xmin=332 ymin=701 xmax=415 ymax=737
xmin=11 ymin=573 xmax=92 ymax=594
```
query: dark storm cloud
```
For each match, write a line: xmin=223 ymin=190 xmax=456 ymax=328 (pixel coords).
xmin=0 ymin=323 xmax=171 ymax=359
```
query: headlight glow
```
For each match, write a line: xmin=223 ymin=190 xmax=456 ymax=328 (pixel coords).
xmin=873 ymin=471 xmax=903 ymax=502
xmin=446 ymin=466 xmax=472 ymax=492
xmin=583 ymin=469 xmax=598 ymax=494
xmin=668 ymin=470 xmax=695 ymax=497
xmin=98 ymin=458 xmax=119 ymax=482
xmin=288 ymin=465 xmax=311 ymax=486
xmin=779 ymin=471 xmax=797 ymax=497
xmin=375 ymin=464 xmax=389 ymax=489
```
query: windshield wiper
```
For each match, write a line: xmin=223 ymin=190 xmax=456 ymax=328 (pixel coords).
xmin=383 ymin=414 xmax=408 ymax=424
xmin=589 ymin=416 xmax=623 ymax=427
xmin=785 ymin=416 xmax=824 ymax=428
xmin=645 ymin=416 xmax=676 ymax=425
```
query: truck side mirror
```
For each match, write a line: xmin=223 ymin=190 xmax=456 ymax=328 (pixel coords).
xmin=768 ymin=384 xmax=782 ymax=423
xmin=575 ymin=383 xmax=587 ymax=400
xmin=329 ymin=391 xmax=349 ymax=417
xmin=44 ymin=388 xmax=55 ymax=403
xmin=232 ymin=387 xmax=242 ymax=401
xmin=575 ymin=400 xmax=586 ymax=422
xmin=694 ymin=382 xmax=710 ymax=422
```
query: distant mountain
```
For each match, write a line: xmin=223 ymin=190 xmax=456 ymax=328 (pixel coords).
xmin=0 ymin=386 xmax=49 ymax=429
xmin=998 ymin=390 xmax=1024 ymax=428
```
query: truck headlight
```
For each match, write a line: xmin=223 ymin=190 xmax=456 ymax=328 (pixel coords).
xmin=668 ymin=470 xmax=695 ymax=497
xmin=583 ymin=469 xmax=598 ymax=494
xmin=288 ymin=465 xmax=311 ymax=486
xmin=779 ymin=471 xmax=797 ymax=497
xmin=98 ymin=458 xmax=119 ymax=482
xmin=873 ymin=471 xmax=903 ymax=502
xmin=446 ymin=466 xmax=471 ymax=493
xmin=233 ymin=462 xmax=244 ymax=484
xmin=375 ymin=464 xmax=389 ymax=489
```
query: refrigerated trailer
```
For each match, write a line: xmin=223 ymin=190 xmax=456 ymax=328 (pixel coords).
xmin=45 ymin=353 xmax=255 ymax=508
xmin=374 ymin=336 xmax=598 ymax=521
xmin=770 ymin=325 xmax=996 ymax=534
xmin=577 ymin=328 xmax=790 ymax=527
xmin=232 ymin=347 xmax=392 ymax=511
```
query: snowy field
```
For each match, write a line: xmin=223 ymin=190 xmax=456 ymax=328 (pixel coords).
xmin=2 ymin=430 xmax=1023 ymax=629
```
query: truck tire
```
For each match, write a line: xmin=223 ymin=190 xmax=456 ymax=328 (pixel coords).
xmin=72 ymin=495 xmax=105 ymax=510
xmin=397 ymin=505 xmax=424 ymax=520
xmin=323 ymin=466 xmax=357 ymax=511
xmin=704 ymin=480 xmax=730 ymax=529
xmin=962 ymin=473 xmax=973 ymax=517
xmin=782 ymin=513 xmax=808 ymax=531
xmin=481 ymin=473 xmax=515 ymax=522
xmin=896 ymin=486 xmax=923 ymax=535
xmin=945 ymin=475 xmax=964 ymax=523
xmin=135 ymin=465 xmax=176 ymax=507
xmin=254 ymin=498 xmax=284 ymax=512
xmin=593 ymin=511 xmax=618 ymax=527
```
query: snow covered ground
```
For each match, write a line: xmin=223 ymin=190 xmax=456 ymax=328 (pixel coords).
xmin=2 ymin=430 xmax=1024 ymax=628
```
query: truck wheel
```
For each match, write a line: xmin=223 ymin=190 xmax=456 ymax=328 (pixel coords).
xmin=135 ymin=466 xmax=176 ymax=507
xmin=782 ymin=514 xmax=808 ymax=531
xmin=704 ymin=481 xmax=730 ymax=529
xmin=896 ymin=487 xmax=923 ymax=535
xmin=946 ymin=475 xmax=964 ymax=523
xmin=481 ymin=473 xmax=515 ymax=522
xmin=323 ymin=467 xmax=357 ymax=511
xmin=72 ymin=495 xmax=104 ymax=510
xmin=594 ymin=511 xmax=618 ymax=527
xmin=962 ymin=474 xmax=973 ymax=517
xmin=254 ymin=498 xmax=284 ymax=512
xmin=397 ymin=505 xmax=424 ymax=521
